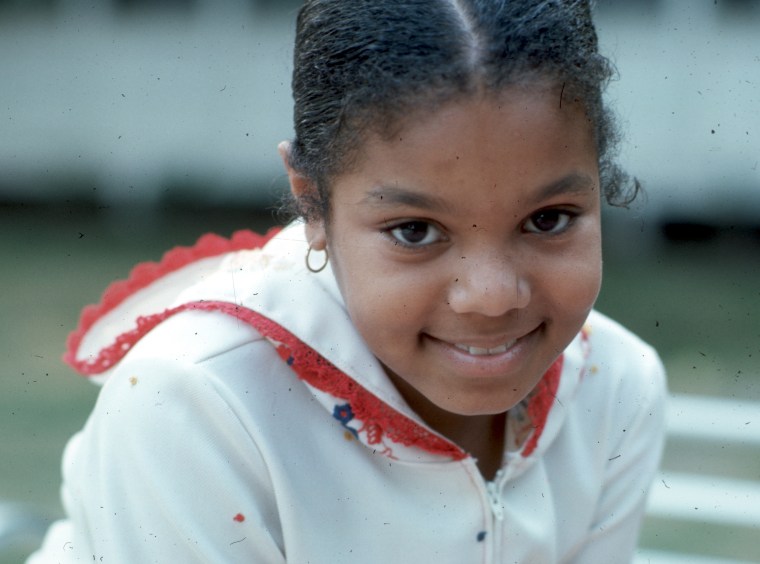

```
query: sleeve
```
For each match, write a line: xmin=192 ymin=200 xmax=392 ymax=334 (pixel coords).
xmin=26 ymin=354 xmax=286 ymax=564
xmin=568 ymin=345 xmax=668 ymax=564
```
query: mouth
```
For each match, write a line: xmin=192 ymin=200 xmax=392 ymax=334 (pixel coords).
xmin=453 ymin=340 xmax=518 ymax=356
xmin=422 ymin=325 xmax=544 ymax=381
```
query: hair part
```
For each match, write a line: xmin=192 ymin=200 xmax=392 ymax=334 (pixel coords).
xmin=284 ymin=0 xmax=638 ymax=222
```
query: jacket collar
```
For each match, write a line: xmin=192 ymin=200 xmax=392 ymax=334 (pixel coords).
xmin=67 ymin=221 xmax=588 ymax=467
xmin=178 ymin=223 xmax=588 ymax=468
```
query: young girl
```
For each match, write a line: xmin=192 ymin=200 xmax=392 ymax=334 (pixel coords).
xmin=30 ymin=1 xmax=666 ymax=562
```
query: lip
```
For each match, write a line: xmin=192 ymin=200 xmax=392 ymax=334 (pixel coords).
xmin=425 ymin=325 xmax=542 ymax=377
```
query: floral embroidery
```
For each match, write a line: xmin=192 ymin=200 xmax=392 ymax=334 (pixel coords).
xmin=333 ymin=403 xmax=359 ymax=439
xmin=64 ymin=227 xmax=570 ymax=463
xmin=364 ymin=423 xmax=383 ymax=445
xmin=260 ymin=324 xmax=466 ymax=460
xmin=333 ymin=403 xmax=354 ymax=423
xmin=66 ymin=293 xmax=567 ymax=461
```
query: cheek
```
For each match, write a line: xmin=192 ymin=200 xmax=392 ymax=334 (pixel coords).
xmin=351 ymin=272 xmax=434 ymax=331
xmin=550 ymin=239 xmax=603 ymax=314
xmin=330 ymin=247 xmax=431 ymax=338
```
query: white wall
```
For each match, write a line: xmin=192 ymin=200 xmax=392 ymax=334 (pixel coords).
xmin=1 ymin=0 xmax=758 ymax=224
xmin=596 ymin=0 xmax=760 ymax=225
xmin=1 ymin=1 xmax=295 ymax=205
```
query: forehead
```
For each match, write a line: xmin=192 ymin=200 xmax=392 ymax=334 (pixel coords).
xmin=327 ymin=75 xmax=594 ymax=181
xmin=326 ymin=85 xmax=600 ymax=228
xmin=343 ymin=84 xmax=596 ymax=181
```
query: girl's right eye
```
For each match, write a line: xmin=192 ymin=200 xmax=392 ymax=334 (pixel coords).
xmin=386 ymin=221 xmax=444 ymax=248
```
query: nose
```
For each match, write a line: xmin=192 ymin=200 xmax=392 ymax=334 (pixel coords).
xmin=447 ymin=253 xmax=530 ymax=317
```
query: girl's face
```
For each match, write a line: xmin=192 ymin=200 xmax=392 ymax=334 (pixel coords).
xmin=302 ymin=86 xmax=602 ymax=420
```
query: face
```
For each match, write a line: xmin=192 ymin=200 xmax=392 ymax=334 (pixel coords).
xmin=296 ymin=86 xmax=602 ymax=423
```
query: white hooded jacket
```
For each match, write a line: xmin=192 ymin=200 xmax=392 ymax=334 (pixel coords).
xmin=29 ymin=222 xmax=666 ymax=564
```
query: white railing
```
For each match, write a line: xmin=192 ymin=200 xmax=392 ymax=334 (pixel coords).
xmin=636 ymin=394 xmax=760 ymax=564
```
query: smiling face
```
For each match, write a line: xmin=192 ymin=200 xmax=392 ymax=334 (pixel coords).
xmin=294 ymin=85 xmax=602 ymax=424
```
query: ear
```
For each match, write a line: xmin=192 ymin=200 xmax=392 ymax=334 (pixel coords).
xmin=278 ymin=141 xmax=327 ymax=250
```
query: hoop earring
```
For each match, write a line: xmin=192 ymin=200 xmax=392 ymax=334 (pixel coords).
xmin=305 ymin=245 xmax=329 ymax=273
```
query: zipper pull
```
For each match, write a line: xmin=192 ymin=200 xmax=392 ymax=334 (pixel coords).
xmin=485 ymin=480 xmax=505 ymax=521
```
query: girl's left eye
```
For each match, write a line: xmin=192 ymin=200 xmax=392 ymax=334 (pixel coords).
xmin=386 ymin=221 xmax=444 ymax=247
xmin=524 ymin=210 xmax=575 ymax=234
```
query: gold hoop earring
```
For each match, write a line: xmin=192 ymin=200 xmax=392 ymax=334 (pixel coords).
xmin=305 ymin=246 xmax=329 ymax=273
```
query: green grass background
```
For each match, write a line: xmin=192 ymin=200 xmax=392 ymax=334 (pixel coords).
xmin=2 ymin=205 xmax=758 ymax=562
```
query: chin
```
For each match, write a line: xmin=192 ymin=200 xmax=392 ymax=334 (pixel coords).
xmin=436 ymin=396 xmax=520 ymax=417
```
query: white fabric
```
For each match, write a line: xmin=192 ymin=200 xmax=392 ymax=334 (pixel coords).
xmin=29 ymin=223 xmax=667 ymax=563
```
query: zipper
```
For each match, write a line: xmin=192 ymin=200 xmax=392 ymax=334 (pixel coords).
xmin=485 ymin=478 xmax=505 ymax=521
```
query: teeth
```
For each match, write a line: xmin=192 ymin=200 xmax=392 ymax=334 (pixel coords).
xmin=454 ymin=341 xmax=516 ymax=356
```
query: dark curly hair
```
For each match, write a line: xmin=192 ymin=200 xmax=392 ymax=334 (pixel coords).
xmin=284 ymin=0 xmax=637 ymax=221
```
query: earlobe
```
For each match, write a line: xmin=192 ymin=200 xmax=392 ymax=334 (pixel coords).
xmin=278 ymin=141 xmax=328 ymax=251
xmin=304 ymin=222 xmax=328 ymax=251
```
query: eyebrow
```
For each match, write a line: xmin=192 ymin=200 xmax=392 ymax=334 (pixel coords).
xmin=361 ymin=173 xmax=597 ymax=211
xmin=362 ymin=185 xmax=456 ymax=213
xmin=531 ymin=173 xmax=597 ymax=204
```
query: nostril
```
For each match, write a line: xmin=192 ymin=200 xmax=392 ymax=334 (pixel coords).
xmin=447 ymin=268 xmax=529 ymax=316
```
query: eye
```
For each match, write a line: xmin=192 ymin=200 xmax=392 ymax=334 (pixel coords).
xmin=524 ymin=209 xmax=575 ymax=234
xmin=386 ymin=221 xmax=444 ymax=248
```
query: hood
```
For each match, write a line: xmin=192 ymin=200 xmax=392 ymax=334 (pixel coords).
xmin=65 ymin=222 xmax=589 ymax=468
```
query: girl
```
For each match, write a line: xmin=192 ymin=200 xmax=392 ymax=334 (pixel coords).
xmin=30 ymin=1 xmax=666 ymax=562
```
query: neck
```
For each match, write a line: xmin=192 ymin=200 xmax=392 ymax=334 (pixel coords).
xmin=442 ymin=411 xmax=507 ymax=481
xmin=388 ymin=371 xmax=507 ymax=481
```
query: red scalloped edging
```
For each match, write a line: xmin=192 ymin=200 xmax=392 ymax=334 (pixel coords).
xmin=194 ymin=300 xmax=563 ymax=461
xmin=64 ymin=234 xmax=566 ymax=460
xmin=63 ymin=293 xmax=565 ymax=461
xmin=521 ymin=357 xmax=563 ymax=457
xmin=192 ymin=301 xmax=469 ymax=461
xmin=64 ymin=228 xmax=280 ymax=372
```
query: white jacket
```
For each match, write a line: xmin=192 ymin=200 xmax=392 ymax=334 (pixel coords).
xmin=29 ymin=222 xmax=666 ymax=564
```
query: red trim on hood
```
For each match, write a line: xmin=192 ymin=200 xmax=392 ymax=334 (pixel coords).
xmin=68 ymin=296 xmax=469 ymax=460
xmin=63 ymin=228 xmax=280 ymax=371
xmin=521 ymin=357 xmax=562 ymax=457
xmin=63 ymin=225 xmax=564 ymax=461
xmin=189 ymin=301 xmax=469 ymax=461
xmin=66 ymin=297 xmax=563 ymax=461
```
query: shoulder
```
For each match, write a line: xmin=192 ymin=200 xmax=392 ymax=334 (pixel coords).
xmin=584 ymin=309 xmax=664 ymax=380
xmin=51 ymin=312 xmax=288 ymax=561
xmin=125 ymin=307 xmax=266 ymax=366
xmin=574 ymin=310 xmax=667 ymax=429
xmin=87 ymin=308 xmax=294 ymax=451
xmin=91 ymin=309 xmax=267 ymax=433
xmin=72 ymin=306 xmax=311 ymax=513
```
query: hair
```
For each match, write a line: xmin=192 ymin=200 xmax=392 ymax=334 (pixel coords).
xmin=284 ymin=0 xmax=638 ymax=221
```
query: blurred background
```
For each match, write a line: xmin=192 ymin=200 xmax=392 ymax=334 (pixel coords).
xmin=1 ymin=0 xmax=758 ymax=562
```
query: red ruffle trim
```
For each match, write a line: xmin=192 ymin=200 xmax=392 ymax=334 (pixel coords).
xmin=521 ymin=357 xmax=562 ymax=457
xmin=67 ymin=297 xmax=468 ymax=460
xmin=67 ymin=299 xmax=563 ymax=461
xmin=193 ymin=301 xmax=469 ymax=461
xmin=64 ymin=225 xmax=564 ymax=460
xmin=64 ymin=228 xmax=280 ymax=373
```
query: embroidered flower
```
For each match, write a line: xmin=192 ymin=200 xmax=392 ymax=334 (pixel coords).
xmin=333 ymin=403 xmax=354 ymax=424
xmin=333 ymin=403 xmax=359 ymax=439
